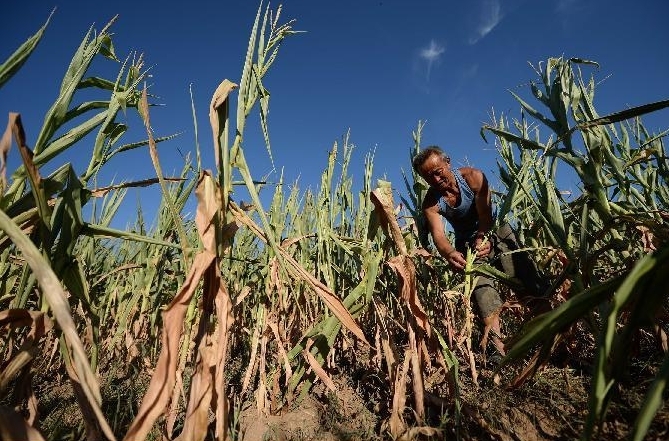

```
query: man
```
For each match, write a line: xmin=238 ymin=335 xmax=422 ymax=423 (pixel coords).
xmin=412 ymin=145 xmax=549 ymax=361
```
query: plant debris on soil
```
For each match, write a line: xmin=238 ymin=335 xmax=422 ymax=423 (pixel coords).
xmin=229 ymin=318 xmax=669 ymax=441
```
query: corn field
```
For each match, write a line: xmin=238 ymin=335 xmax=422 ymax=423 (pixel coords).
xmin=1 ymin=4 xmax=668 ymax=441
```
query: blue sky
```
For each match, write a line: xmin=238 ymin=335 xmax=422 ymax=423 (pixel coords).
xmin=2 ymin=0 xmax=668 ymax=227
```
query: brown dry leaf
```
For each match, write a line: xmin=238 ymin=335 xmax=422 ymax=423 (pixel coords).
xmin=234 ymin=285 xmax=253 ymax=307
xmin=370 ymin=192 xmax=435 ymax=434
xmin=0 ymin=114 xmax=13 ymax=192
xmin=0 ymin=347 xmax=37 ymax=393
xmin=479 ymin=312 xmax=499 ymax=358
xmin=123 ymin=250 xmax=216 ymax=441
xmin=0 ymin=309 xmax=52 ymax=333
xmin=410 ymin=248 xmax=433 ymax=259
xmin=124 ymin=328 xmax=139 ymax=359
xmin=459 ymin=336 xmax=479 ymax=388
xmin=0 ymin=406 xmax=45 ymax=441
xmin=373 ymin=325 xmax=383 ymax=369
xmin=370 ymin=187 xmax=407 ymax=255
xmin=0 ymin=113 xmax=45 ymax=245
xmin=408 ymin=326 xmax=425 ymax=424
xmin=24 ymin=376 xmax=39 ymax=426
xmin=212 ymin=265 xmax=234 ymax=441
xmin=2 ymin=114 xmax=34 ymax=193
xmin=387 ymin=255 xmax=431 ymax=336
xmin=637 ymin=225 xmax=658 ymax=252
xmin=175 ymin=344 xmax=215 ymax=441
xmin=268 ymin=315 xmax=293 ymax=386
xmin=282 ymin=250 xmax=368 ymax=343
xmin=191 ymin=255 xmax=234 ymax=441
xmin=371 ymin=187 xmax=431 ymax=339
xmin=126 ymin=171 xmax=235 ymax=441
xmin=302 ymin=339 xmax=336 ymax=392
xmin=381 ymin=327 xmax=398 ymax=383
xmin=209 ymin=79 xmax=239 ymax=170
xmin=241 ymin=317 xmax=262 ymax=396
xmin=268 ymin=257 xmax=284 ymax=309
xmin=388 ymin=349 xmax=411 ymax=439
xmin=507 ymin=335 xmax=561 ymax=390
xmin=176 ymin=250 xmax=232 ymax=441
xmin=13 ymin=114 xmax=41 ymax=196
xmin=508 ymin=353 xmax=542 ymax=390
xmin=166 ymin=367 xmax=185 ymax=435
xmin=195 ymin=170 xmax=221 ymax=254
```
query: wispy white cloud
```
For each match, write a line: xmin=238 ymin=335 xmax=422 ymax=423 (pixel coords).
xmin=469 ymin=0 xmax=503 ymax=45
xmin=419 ymin=39 xmax=445 ymax=82
xmin=420 ymin=40 xmax=446 ymax=62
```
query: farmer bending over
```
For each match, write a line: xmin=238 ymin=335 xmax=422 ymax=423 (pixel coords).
xmin=413 ymin=145 xmax=550 ymax=361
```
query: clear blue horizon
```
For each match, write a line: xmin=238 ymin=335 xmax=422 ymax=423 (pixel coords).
xmin=2 ymin=0 xmax=668 ymax=229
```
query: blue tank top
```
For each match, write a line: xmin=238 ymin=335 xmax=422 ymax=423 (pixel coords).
xmin=436 ymin=169 xmax=479 ymax=249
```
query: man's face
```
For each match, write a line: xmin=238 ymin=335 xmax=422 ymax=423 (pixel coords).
xmin=419 ymin=154 xmax=451 ymax=191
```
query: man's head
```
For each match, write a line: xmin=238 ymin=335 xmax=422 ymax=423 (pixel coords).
xmin=412 ymin=146 xmax=454 ymax=191
xmin=412 ymin=146 xmax=450 ymax=175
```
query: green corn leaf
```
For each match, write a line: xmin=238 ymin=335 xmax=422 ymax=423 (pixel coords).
xmin=81 ymin=223 xmax=181 ymax=248
xmin=582 ymin=247 xmax=669 ymax=440
xmin=0 ymin=10 xmax=53 ymax=88
xmin=509 ymin=89 xmax=560 ymax=133
xmin=35 ymin=18 xmax=117 ymax=155
xmin=34 ymin=110 xmax=107 ymax=167
xmin=0 ymin=207 xmax=115 ymax=439
xmin=630 ymin=353 xmax=669 ymax=441
xmin=502 ymin=275 xmax=623 ymax=364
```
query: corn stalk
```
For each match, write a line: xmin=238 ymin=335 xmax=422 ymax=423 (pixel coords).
xmin=482 ymin=56 xmax=669 ymax=439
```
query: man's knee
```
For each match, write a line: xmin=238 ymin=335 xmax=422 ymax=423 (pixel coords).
xmin=495 ymin=224 xmax=519 ymax=249
xmin=474 ymin=283 xmax=503 ymax=319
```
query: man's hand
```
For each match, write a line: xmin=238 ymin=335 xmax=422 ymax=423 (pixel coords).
xmin=446 ymin=250 xmax=467 ymax=270
xmin=474 ymin=236 xmax=491 ymax=258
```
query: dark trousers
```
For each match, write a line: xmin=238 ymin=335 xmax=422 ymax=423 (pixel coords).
xmin=461 ymin=224 xmax=548 ymax=318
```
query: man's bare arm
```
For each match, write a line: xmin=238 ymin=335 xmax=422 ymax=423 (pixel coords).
xmin=422 ymin=192 xmax=467 ymax=270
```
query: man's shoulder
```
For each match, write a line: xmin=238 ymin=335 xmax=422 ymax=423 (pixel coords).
xmin=458 ymin=167 xmax=485 ymax=188
xmin=458 ymin=166 xmax=483 ymax=178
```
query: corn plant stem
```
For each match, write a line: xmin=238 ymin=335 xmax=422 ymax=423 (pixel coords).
xmin=139 ymin=88 xmax=192 ymax=269
xmin=0 ymin=207 xmax=115 ymax=440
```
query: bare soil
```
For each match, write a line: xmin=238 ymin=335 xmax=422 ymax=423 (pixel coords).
xmin=6 ymin=318 xmax=669 ymax=440
xmin=235 ymin=324 xmax=669 ymax=441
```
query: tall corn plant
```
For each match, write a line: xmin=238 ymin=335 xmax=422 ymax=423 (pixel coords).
xmin=208 ymin=34 xmax=454 ymax=436
xmin=0 ymin=12 xmax=188 ymax=440
xmin=483 ymin=56 xmax=669 ymax=440
xmin=120 ymin=3 xmax=363 ymax=440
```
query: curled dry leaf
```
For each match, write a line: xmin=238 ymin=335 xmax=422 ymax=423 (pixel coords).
xmin=388 ymin=349 xmax=411 ymax=439
xmin=209 ymin=79 xmax=239 ymax=171
xmin=125 ymin=172 xmax=234 ymax=441
xmin=387 ymin=255 xmax=431 ymax=336
xmin=302 ymin=338 xmax=336 ymax=392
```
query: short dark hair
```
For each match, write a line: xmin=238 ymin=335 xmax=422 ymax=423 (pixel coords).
xmin=412 ymin=145 xmax=450 ymax=173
